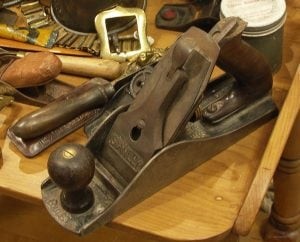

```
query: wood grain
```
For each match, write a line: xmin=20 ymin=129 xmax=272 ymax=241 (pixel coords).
xmin=234 ymin=65 xmax=300 ymax=235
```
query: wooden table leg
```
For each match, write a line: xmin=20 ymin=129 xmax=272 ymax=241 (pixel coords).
xmin=262 ymin=157 xmax=300 ymax=242
xmin=262 ymin=69 xmax=300 ymax=242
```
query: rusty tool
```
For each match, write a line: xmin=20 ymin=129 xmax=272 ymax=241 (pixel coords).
xmin=40 ymin=17 xmax=251 ymax=235
xmin=10 ymin=78 xmax=114 ymax=139
xmin=9 ymin=61 xmax=142 ymax=141
xmin=7 ymin=63 xmax=149 ymax=157
xmin=40 ymin=16 xmax=278 ymax=236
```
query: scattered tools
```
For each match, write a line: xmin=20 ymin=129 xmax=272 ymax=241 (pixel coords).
xmin=2 ymin=1 xmax=151 ymax=56
xmin=7 ymin=64 xmax=148 ymax=157
xmin=0 ymin=49 xmax=73 ymax=107
xmin=0 ymin=24 xmax=58 ymax=48
xmin=0 ymin=48 xmax=122 ymax=79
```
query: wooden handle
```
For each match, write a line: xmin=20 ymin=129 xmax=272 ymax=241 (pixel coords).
xmin=2 ymin=52 xmax=62 ymax=88
xmin=12 ymin=79 xmax=115 ymax=139
xmin=57 ymin=55 xmax=122 ymax=80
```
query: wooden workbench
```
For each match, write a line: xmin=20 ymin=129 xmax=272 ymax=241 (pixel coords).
xmin=0 ymin=0 xmax=299 ymax=241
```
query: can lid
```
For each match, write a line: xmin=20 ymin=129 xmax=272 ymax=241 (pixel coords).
xmin=220 ymin=0 xmax=286 ymax=35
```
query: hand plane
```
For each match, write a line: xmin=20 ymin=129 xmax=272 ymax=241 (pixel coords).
xmin=41 ymin=17 xmax=278 ymax=235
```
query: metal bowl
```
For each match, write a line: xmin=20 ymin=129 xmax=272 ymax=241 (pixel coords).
xmin=51 ymin=0 xmax=147 ymax=34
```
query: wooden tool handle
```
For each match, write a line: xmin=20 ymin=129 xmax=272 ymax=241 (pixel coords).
xmin=217 ymin=35 xmax=273 ymax=95
xmin=12 ymin=79 xmax=115 ymax=139
xmin=1 ymin=52 xmax=62 ymax=88
xmin=57 ymin=55 xmax=122 ymax=80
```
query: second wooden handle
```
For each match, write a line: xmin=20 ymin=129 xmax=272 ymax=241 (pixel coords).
xmin=57 ymin=55 xmax=122 ymax=80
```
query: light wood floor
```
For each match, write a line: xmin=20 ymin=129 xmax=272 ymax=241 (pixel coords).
xmin=0 ymin=195 xmax=268 ymax=242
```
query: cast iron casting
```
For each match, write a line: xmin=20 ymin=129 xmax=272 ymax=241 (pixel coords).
xmin=39 ymin=17 xmax=277 ymax=235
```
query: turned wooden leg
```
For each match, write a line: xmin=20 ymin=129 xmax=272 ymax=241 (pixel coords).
xmin=262 ymin=110 xmax=300 ymax=242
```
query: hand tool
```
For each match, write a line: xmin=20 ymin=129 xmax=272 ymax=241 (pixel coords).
xmin=10 ymin=61 xmax=146 ymax=140
xmin=41 ymin=16 xmax=278 ymax=236
xmin=7 ymin=66 xmax=146 ymax=157
xmin=0 ymin=49 xmax=69 ymax=107
xmin=10 ymin=78 xmax=115 ymax=139
xmin=41 ymin=17 xmax=254 ymax=235
xmin=0 ymin=48 xmax=122 ymax=79
xmin=57 ymin=55 xmax=122 ymax=79
xmin=0 ymin=50 xmax=62 ymax=88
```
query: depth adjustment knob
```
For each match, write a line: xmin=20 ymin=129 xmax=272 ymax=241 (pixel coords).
xmin=48 ymin=143 xmax=95 ymax=213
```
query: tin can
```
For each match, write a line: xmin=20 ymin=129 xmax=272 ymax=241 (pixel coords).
xmin=220 ymin=0 xmax=286 ymax=73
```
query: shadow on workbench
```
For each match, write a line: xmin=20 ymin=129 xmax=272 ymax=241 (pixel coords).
xmin=0 ymin=195 xmax=267 ymax=242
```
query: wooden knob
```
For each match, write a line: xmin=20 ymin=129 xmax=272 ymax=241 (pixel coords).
xmin=48 ymin=143 xmax=95 ymax=213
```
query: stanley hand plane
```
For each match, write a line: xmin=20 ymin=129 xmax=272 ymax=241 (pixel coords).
xmin=41 ymin=17 xmax=277 ymax=235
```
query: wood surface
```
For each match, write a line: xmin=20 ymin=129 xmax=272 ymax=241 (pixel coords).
xmin=234 ymin=65 xmax=300 ymax=236
xmin=0 ymin=194 xmax=268 ymax=242
xmin=282 ymin=68 xmax=300 ymax=160
xmin=0 ymin=0 xmax=299 ymax=241
xmin=262 ymin=69 xmax=300 ymax=242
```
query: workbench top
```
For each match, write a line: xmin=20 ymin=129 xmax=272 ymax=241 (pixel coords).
xmin=0 ymin=0 xmax=299 ymax=241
